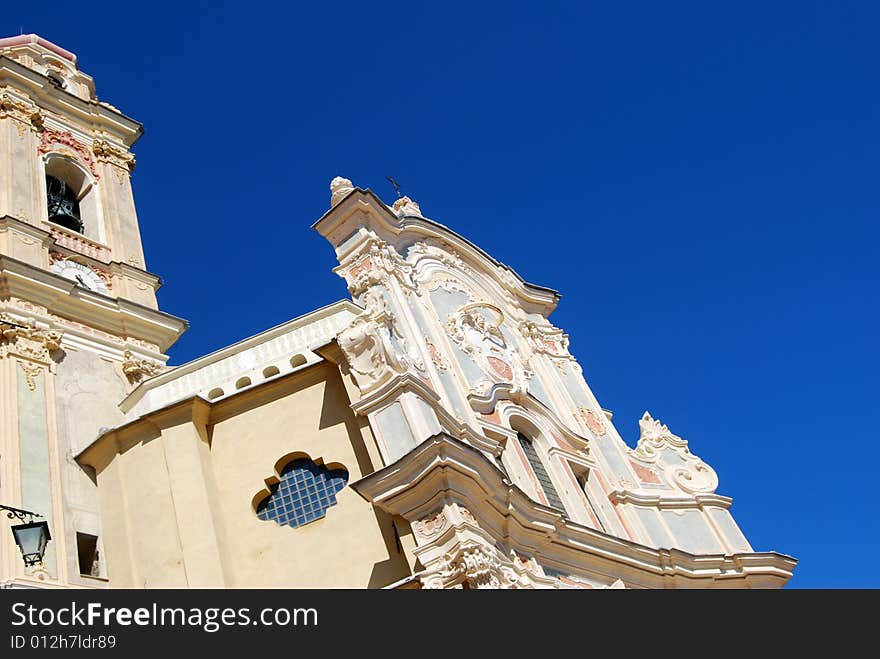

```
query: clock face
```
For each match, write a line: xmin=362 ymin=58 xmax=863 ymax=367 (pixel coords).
xmin=51 ymin=259 xmax=108 ymax=295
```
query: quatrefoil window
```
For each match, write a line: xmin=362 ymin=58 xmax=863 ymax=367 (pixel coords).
xmin=255 ymin=458 xmax=348 ymax=528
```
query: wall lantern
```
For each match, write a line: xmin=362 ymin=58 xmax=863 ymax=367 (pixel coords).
xmin=1 ymin=505 xmax=51 ymax=568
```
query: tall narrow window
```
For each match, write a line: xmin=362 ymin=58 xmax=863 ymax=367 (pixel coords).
xmin=517 ymin=432 xmax=565 ymax=511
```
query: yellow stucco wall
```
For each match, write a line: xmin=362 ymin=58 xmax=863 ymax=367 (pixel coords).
xmin=86 ymin=362 xmax=412 ymax=588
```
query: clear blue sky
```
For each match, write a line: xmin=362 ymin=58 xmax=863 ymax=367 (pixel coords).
xmin=7 ymin=2 xmax=877 ymax=588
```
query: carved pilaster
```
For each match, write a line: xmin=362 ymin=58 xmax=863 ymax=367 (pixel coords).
xmin=0 ymin=316 xmax=63 ymax=395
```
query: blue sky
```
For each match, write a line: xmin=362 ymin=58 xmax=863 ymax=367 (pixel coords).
xmin=6 ymin=2 xmax=877 ymax=587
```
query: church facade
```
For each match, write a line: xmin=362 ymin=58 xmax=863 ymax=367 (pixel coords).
xmin=0 ymin=35 xmax=796 ymax=589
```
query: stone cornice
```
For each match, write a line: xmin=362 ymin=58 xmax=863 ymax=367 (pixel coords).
xmin=344 ymin=363 xmax=501 ymax=456
xmin=349 ymin=371 xmax=442 ymax=415
xmin=0 ymin=56 xmax=142 ymax=146
xmin=76 ymin=361 xmax=349 ymax=471
xmin=0 ymin=215 xmax=54 ymax=245
xmin=119 ymin=300 xmax=361 ymax=414
xmin=0 ymin=216 xmax=159 ymax=282
xmin=351 ymin=433 xmax=796 ymax=588
xmin=0 ymin=253 xmax=187 ymax=351
xmin=469 ymin=384 xmax=592 ymax=453
xmin=312 ymin=189 xmax=561 ymax=318
xmin=608 ymin=489 xmax=734 ymax=509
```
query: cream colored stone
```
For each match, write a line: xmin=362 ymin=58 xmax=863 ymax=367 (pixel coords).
xmin=0 ymin=34 xmax=795 ymax=591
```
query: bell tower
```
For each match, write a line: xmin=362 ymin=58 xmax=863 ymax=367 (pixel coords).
xmin=0 ymin=35 xmax=187 ymax=588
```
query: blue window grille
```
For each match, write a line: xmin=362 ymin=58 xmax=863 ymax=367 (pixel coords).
xmin=256 ymin=459 xmax=348 ymax=528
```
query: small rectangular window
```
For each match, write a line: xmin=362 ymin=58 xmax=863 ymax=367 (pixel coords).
xmin=76 ymin=532 xmax=100 ymax=577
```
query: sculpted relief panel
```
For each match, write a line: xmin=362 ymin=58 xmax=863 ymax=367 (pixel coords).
xmin=444 ymin=303 xmax=531 ymax=397
xmin=337 ymin=312 xmax=408 ymax=394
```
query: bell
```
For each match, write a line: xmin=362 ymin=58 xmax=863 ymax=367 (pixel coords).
xmin=46 ymin=175 xmax=83 ymax=233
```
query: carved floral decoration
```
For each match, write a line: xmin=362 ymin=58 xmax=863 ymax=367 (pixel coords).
xmin=39 ymin=129 xmax=100 ymax=179
xmin=630 ymin=412 xmax=718 ymax=494
xmin=419 ymin=540 xmax=561 ymax=590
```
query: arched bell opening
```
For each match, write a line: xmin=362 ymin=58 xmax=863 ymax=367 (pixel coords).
xmin=42 ymin=153 xmax=103 ymax=241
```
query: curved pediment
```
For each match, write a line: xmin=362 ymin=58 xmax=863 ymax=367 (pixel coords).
xmin=313 ymin=187 xmax=560 ymax=318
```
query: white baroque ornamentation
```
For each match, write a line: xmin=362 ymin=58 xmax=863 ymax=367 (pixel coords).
xmin=419 ymin=538 xmax=558 ymax=590
xmin=0 ymin=316 xmax=62 ymax=364
xmin=330 ymin=176 xmax=354 ymax=207
xmin=0 ymin=89 xmax=43 ymax=135
xmin=407 ymin=238 xmax=465 ymax=270
xmin=392 ymin=195 xmax=424 ymax=218
xmin=337 ymin=306 xmax=408 ymax=394
xmin=519 ymin=320 xmax=572 ymax=359
xmin=360 ymin=288 xmax=424 ymax=371
xmin=445 ymin=303 xmax=531 ymax=396
xmin=343 ymin=238 xmax=417 ymax=297
xmin=421 ymin=543 xmax=519 ymax=590
xmin=631 ymin=412 xmax=718 ymax=494
xmin=121 ymin=350 xmax=165 ymax=385
xmin=413 ymin=509 xmax=449 ymax=541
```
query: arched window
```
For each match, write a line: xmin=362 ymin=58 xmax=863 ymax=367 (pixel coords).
xmin=256 ymin=459 xmax=348 ymax=528
xmin=516 ymin=432 xmax=565 ymax=511
xmin=46 ymin=175 xmax=82 ymax=233
xmin=43 ymin=154 xmax=102 ymax=241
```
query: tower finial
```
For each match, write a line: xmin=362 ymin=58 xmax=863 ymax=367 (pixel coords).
xmin=330 ymin=176 xmax=354 ymax=207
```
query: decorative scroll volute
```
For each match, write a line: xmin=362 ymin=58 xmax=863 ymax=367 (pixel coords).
xmin=630 ymin=412 xmax=718 ymax=494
